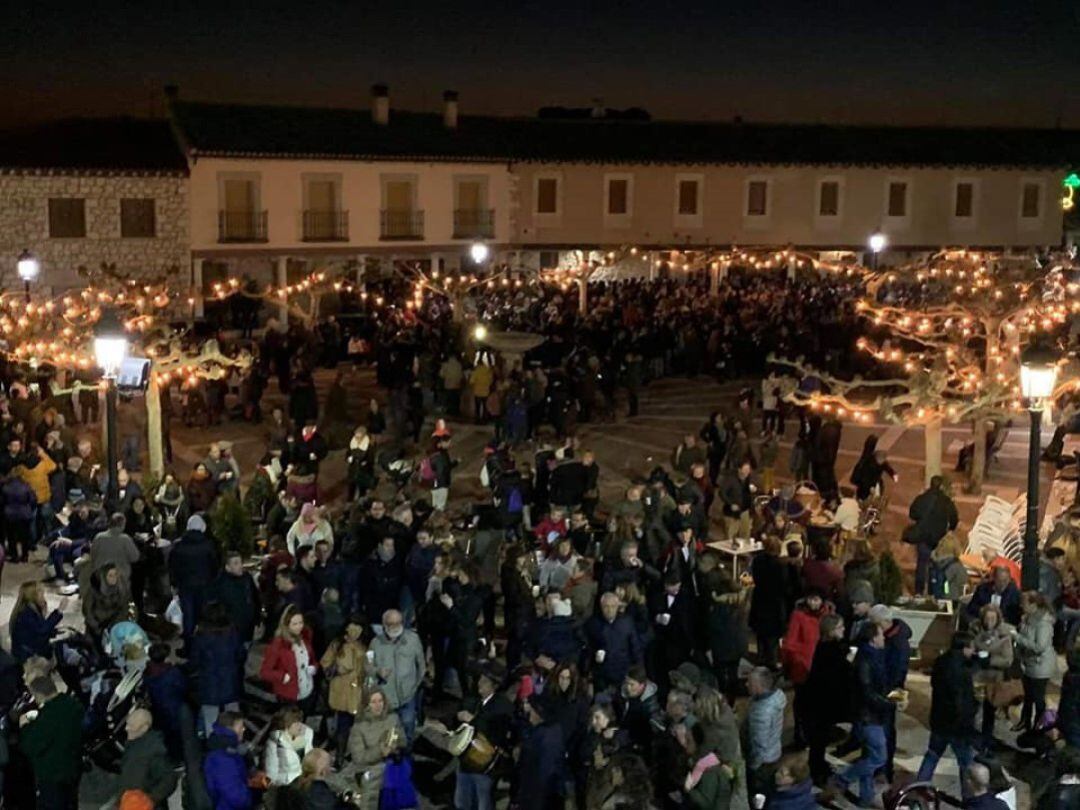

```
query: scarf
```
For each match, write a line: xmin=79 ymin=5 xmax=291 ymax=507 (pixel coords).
xmin=302 ymin=426 xmax=317 ymax=442
xmin=350 ymin=434 xmax=370 ymax=452
xmin=687 ymin=753 xmax=721 ymax=790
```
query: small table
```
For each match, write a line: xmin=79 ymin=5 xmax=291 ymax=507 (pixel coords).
xmin=707 ymin=539 xmax=764 ymax=578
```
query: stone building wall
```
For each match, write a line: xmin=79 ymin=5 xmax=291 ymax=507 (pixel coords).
xmin=0 ymin=171 xmax=189 ymax=291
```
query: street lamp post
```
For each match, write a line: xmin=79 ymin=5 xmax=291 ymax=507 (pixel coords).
xmin=469 ymin=241 xmax=490 ymax=265
xmin=94 ymin=308 xmax=129 ymax=513
xmin=1019 ymin=342 xmax=1059 ymax=590
xmin=868 ymin=230 xmax=887 ymax=271
xmin=16 ymin=249 xmax=39 ymax=302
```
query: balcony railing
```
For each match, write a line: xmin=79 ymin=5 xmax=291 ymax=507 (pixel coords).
xmin=303 ymin=210 xmax=349 ymax=241
xmin=453 ymin=208 xmax=495 ymax=239
xmin=218 ymin=210 xmax=268 ymax=243
xmin=380 ymin=209 xmax=424 ymax=240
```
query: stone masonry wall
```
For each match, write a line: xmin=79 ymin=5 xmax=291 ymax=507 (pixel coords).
xmin=0 ymin=172 xmax=189 ymax=291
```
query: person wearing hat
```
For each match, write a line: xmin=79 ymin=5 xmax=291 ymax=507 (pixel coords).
xmin=517 ymin=693 xmax=566 ymax=810
xmin=845 ymin=579 xmax=875 ymax=642
xmin=454 ymin=668 xmax=514 ymax=810
xmin=167 ymin=514 xmax=219 ymax=647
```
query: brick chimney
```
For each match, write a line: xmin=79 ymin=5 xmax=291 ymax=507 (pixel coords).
xmin=371 ymin=84 xmax=389 ymax=125
xmin=443 ymin=90 xmax=459 ymax=129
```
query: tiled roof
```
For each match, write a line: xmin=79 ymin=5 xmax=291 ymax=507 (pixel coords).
xmin=170 ymin=99 xmax=1080 ymax=168
xmin=0 ymin=118 xmax=187 ymax=174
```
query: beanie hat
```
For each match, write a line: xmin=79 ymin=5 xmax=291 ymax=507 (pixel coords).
xmin=848 ymin=579 xmax=874 ymax=606
xmin=186 ymin=514 xmax=207 ymax=533
xmin=869 ymin=603 xmax=894 ymax=624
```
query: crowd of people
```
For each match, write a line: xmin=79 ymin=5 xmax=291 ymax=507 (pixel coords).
xmin=0 ymin=270 xmax=1075 ymax=810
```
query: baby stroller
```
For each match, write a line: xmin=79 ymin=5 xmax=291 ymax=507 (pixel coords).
xmin=884 ymin=782 xmax=961 ymax=810
xmin=378 ymin=446 xmax=414 ymax=496
xmin=82 ymin=664 xmax=144 ymax=772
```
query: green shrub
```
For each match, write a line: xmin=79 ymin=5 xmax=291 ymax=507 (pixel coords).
xmin=879 ymin=549 xmax=904 ymax=606
xmin=209 ymin=492 xmax=255 ymax=557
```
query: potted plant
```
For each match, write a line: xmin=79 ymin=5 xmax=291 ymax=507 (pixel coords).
xmin=209 ymin=492 xmax=255 ymax=557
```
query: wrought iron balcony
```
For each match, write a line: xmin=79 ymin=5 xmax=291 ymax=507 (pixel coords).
xmin=218 ymin=210 xmax=268 ymax=243
xmin=380 ymin=209 xmax=424 ymax=240
xmin=303 ymin=210 xmax=349 ymax=241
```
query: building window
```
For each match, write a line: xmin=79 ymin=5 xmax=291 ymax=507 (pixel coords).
xmin=120 ymin=198 xmax=156 ymax=238
xmin=954 ymin=182 xmax=975 ymax=218
xmin=1021 ymin=182 xmax=1041 ymax=219
xmin=48 ymin=198 xmax=86 ymax=238
xmin=607 ymin=179 xmax=629 ymax=215
xmin=536 ymin=177 xmax=559 ymax=215
xmin=818 ymin=181 xmax=840 ymax=216
xmin=539 ymin=250 xmax=560 ymax=269
xmin=746 ymin=180 xmax=769 ymax=217
xmin=678 ymin=180 xmax=699 ymax=215
xmin=886 ymin=181 xmax=908 ymax=217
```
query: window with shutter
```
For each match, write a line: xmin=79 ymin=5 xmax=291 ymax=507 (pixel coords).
xmin=746 ymin=181 xmax=768 ymax=216
xmin=536 ymin=178 xmax=559 ymax=214
xmin=819 ymin=182 xmax=840 ymax=216
xmin=887 ymin=182 xmax=908 ymax=217
xmin=120 ymin=198 xmax=156 ymax=238
xmin=1021 ymin=183 xmax=1041 ymax=218
xmin=678 ymin=180 xmax=699 ymax=215
xmin=607 ymin=179 xmax=628 ymax=215
xmin=954 ymin=183 xmax=974 ymax=218
xmin=48 ymin=198 xmax=86 ymax=238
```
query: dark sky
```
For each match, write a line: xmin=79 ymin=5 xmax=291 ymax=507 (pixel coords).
xmin=6 ymin=1 xmax=1080 ymax=129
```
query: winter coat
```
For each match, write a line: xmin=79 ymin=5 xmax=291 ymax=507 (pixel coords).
xmin=342 ymin=708 xmax=403 ymax=799
xmin=766 ymin=779 xmax=817 ymax=810
xmin=320 ymin=637 xmax=366 ymax=715
xmin=1015 ymin=609 xmax=1057 ymax=680
xmin=10 ymin=605 xmax=63 ymax=662
xmin=803 ymin=639 xmax=853 ymax=724
xmin=211 ymin=571 xmax=262 ymax=643
xmin=17 ymin=453 xmax=57 ymax=504
xmin=966 ymin=581 xmax=1022 ymax=627
xmin=549 ymin=459 xmax=589 ymax=507
xmin=518 ymin=720 xmax=566 ymax=810
xmin=686 ymin=760 xmax=734 ymax=810
xmin=20 ymin=692 xmax=84 ymax=785
xmin=1 ymin=475 xmax=35 ymax=522
xmin=168 ymin=528 xmax=219 ymax=592
xmin=970 ymin=620 xmax=1014 ymax=679
xmin=527 ymin=615 xmax=581 ymax=664
xmin=882 ymin=619 xmax=913 ymax=690
xmin=263 ymin=726 xmax=313 ymax=786
xmin=192 ymin=626 xmax=244 ymax=706
xmin=928 ymin=648 xmax=978 ymax=739
xmin=746 ymin=688 xmax=786 ymax=768
xmin=369 ymin=629 xmax=425 ymax=709
xmin=615 ymin=680 xmax=664 ymax=753
xmin=119 ymin=730 xmax=178 ymax=808
xmin=852 ymin=645 xmax=895 ymax=726
xmin=89 ymin=527 xmax=141 ymax=583
xmin=83 ymin=571 xmax=131 ymax=637
xmin=748 ymin=553 xmax=787 ymax=638
xmin=931 ymin=554 xmax=970 ymax=601
xmin=286 ymin=519 xmax=334 ymax=556
xmin=584 ymin=613 xmax=643 ymax=685
xmin=143 ymin=661 xmax=186 ymax=749
xmin=260 ymin=629 xmax=317 ymax=702
xmin=204 ymin=725 xmax=253 ymax=810
xmin=361 ymin=551 xmax=404 ymax=622
xmin=1058 ymin=669 xmax=1080 ymax=748
xmin=781 ymin=600 xmax=832 ymax=685
xmin=907 ymin=487 xmax=959 ymax=548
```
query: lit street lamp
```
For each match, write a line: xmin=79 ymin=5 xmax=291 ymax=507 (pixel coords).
xmin=1019 ymin=342 xmax=1059 ymax=590
xmin=16 ymin=249 xmax=39 ymax=301
xmin=868 ymin=230 xmax=887 ymax=270
xmin=94 ymin=307 xmax=128 ymax=512
xmin=469 ymin=242 xmax=490 ymax=264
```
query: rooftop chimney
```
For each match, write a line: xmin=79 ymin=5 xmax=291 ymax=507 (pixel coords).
xmin=443 ymin=90 xmax=459 ymax=129
xmin=371 ymin=84 xmax=389 ymax=126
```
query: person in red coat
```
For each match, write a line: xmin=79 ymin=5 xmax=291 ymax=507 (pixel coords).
xmin=259 ymin=605 xmax=318 ymax=712
xmin=781 ymin=589 xmax=833 ymax=747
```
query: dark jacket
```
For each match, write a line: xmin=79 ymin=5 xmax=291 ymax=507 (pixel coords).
xmin=907 ymin=486 xmax=959 ymax=548
xmin=615 ymin=680 xmax=664 ymax=753
xmin=1036 ymin=780 xmax=1080 ymax=810
xmin=192 ymin=625 xmax=244 ymax=706
xmin=852 ymin=644 xmax=895 ymax=726
xmin=83 ymin=569 xmax=131 ymax=636
xmin=119 ymin=730 xmax=178 ymax=808
xmin=1057 ymin=668 xmax=1080 ymax=747
xmin=882 ymin=619 xmax=912 ymax=690
xmin=211 ymin=571 xmax=262 ymax=643
xmin=527 ymin=615 xmax=582 ymax=664
xmin=550 ymin=459 xmax=589 ymax=507
xmin=10 ymin=605 xmax=63 ymax=662
xmin=361 ymin=550 xmax=405 ymax=622
xmin=803 ymin=638 xmax=854 ymax=724
xmin=749 ymin=553 xmax=787 ymax=638
xmin=2 ymin=475 xmax=35 ymax=522
xmin=430 ymin=448 xmax=454 ymax=489
xmin=20 ymin=692 xmax=85 ymax=784
xmin=767 ymin=779 xmax=818 ymax=810
xmin=168 ymin=528 xmax=219 ymax=591
xmin=404 ymin=543 xmax=437 ymax=602
xmin=203 ymin=724 xmax=253 ymax=810
xmin=966 ymin=580 xmax=1022 ymax=627
xmin=584 ymin=613 xmax=643 ymax=685
xmin=518 ymin=720 xmax=566 ymax=810
xmin=469 ymin=692 xmax=515 ymax=751
xmin=144 ymin=661 xmax=187 ymax=754
xmin=928 ymin=648 xmax=977 ymax=738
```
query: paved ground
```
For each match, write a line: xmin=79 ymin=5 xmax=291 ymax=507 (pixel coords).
xmin=0 ymin=368 xmax=1062 ymax=808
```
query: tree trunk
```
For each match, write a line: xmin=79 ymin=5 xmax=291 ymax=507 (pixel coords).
xmin=578 ymin=278 xmax=588 ymax=315
xmin=969 ymin=418 xmax=988 ymax=493
xmin=924 ymin=416 xmax=943 ymax=487
xmin=709 ymin=264 xmax=720 ymax=296
xmin=147 ymin=372 xmax=164 ymax=479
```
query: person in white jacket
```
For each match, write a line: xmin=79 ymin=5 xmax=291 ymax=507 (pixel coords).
xmin=263 ymin=705 xmax=314 ymax=786
xmin=286 ymin=502 xmax=334 ymax=555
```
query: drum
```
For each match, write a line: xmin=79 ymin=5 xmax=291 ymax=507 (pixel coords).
xmin=460 ymin=730 xmax=498 ymax=774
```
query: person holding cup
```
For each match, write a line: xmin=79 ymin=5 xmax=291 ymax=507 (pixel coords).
xmin=969 ymin=603 xmax=1014 ymax=746
xmin=584 ymin=593 xmax=643 ymax=692
xmin=649 ymin=568 xmax=698 ymax=690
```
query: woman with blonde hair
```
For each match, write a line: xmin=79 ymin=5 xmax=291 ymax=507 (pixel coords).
xmin=970 ymin=603 xmax=1014 ymax=745
xmin=1013 ymin=591 xmax=1056 ymax=732
xmin=260 ymin=605 xmax=318 ymax=711
xmin=9 ymin=580 xmax=68 ymax=662
xmin=929 ymin=532 xmax=969 ymax=602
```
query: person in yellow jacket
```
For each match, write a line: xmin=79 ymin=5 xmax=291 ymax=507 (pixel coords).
xmin=16 ymin=445 xmax=57 ymax=506
xmin=469 ymin=361 xmax=494 ymax=423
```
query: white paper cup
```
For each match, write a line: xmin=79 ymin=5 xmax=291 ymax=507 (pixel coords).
xmin=595 ymin=650 xmax=606 ymax=663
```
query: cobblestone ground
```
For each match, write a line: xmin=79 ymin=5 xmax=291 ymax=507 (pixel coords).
xmin=0 ymin=367 xmax=1057 ymax=808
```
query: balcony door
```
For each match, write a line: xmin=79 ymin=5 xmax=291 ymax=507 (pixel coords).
xmin=385 ymin=180 xmax=414 ymax=212
xmin=221 ymin=177 xmax=259 ymax=240
xmin=305 ymin=178 xmax=341 ymax=240
xmin=454 ymin=177 xmax=490 ymax=237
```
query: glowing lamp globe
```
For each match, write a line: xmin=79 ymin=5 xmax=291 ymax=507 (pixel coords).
xmin=868 ymin=231 xmax=887 ymax=254
xmin=470 ymin=242 xmax=490 ymax=264
xmin=473 ymin=324 xmax=488 ymax=341
xmin=1020 ymin=343 xmax=1058 ymax=404
xmin=16 ymin=250 xmax=39 ymax=282
xmin=94 ymin=308 xmax=128 ymax=378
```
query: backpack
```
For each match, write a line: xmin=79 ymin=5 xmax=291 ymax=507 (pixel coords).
xmin=418 ymin=455 xmax=437 ymax=485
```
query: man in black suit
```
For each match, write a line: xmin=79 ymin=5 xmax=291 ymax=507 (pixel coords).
xmin=454 ymin=669 xmax=514 ymax=810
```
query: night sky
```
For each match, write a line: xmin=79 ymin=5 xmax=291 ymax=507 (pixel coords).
xmin=6 ymin=1 xmax=1080 ymax=129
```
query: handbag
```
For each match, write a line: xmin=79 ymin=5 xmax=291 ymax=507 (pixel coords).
xmin=986 ymin=678 xmax=1024 ymax=709
xmin=901 ymin=524 xmax=921 ymax=545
